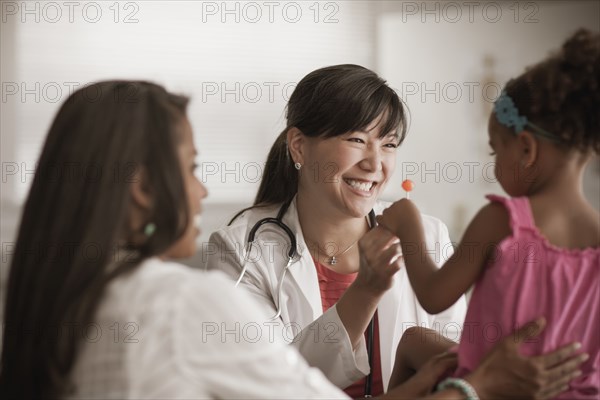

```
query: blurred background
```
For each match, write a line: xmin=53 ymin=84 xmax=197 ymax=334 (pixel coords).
xmin=1 ymin=1 xmax=599 ymax=283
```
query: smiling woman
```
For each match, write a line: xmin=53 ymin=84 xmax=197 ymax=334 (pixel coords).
xmin=205 ymin=64 xmax=468 ymax=397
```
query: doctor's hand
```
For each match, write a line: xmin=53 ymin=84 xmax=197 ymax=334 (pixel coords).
xmin=337 ymin=226 xmax=403 ymax=350
xmin=355 ymin=226 xmax=402 ymax=294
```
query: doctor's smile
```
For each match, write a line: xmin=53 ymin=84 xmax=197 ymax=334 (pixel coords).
xmin=343 ymin=178 xmax=377 ymax=196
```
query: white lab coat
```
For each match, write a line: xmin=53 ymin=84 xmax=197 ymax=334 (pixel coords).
xmin=204 ymin=198 xmax=467 ymax=391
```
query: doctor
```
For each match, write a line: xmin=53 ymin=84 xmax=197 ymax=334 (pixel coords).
xmin=205 ymin=64 xmax=467 ymax=397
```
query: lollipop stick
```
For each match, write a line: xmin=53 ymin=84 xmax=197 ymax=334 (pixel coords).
xmin=401 ymin=179 xmax=414 ymax=200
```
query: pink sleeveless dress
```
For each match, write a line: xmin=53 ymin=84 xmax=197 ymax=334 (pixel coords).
xmin=453 ymin=195 xmax=599 ymax=399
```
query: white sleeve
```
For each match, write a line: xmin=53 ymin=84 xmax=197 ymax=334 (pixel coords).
xmin=427 ymin=219 xmax=467 ymax=342
xmin=130 ymin=272 xmax=348 ymax=399
xmin=295 ymin=305 xmax=370 ymax=388
xmin=205 ymin=229 xmax=369 ymax=388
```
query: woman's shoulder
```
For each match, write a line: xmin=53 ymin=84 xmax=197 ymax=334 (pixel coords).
xmin=126 ymin=258 xmax=273 ymax=323
xmin=135 ymin=257 xmax=235 ymax=288
xmin=105 ymin=258 xmax=236 ymax=315
xmin=113 ymin=257 xmax=198 ymax=289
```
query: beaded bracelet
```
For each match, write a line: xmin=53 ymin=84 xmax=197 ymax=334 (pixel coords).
xmin=437 ymin=378 xmax=480 ymax=400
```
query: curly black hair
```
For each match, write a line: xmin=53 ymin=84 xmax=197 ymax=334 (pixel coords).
xmin=505 ymin=28 xmax=600 ymax=153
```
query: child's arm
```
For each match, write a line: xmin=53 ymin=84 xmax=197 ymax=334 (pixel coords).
xmin=378 ymin=199 xmax=510 ymax=314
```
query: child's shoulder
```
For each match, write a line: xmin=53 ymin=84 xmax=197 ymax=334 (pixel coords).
xmin=460 ymin=196 xmax=513 ymax=246
xmin=483 ymin=194 xmax=534 ymax=231
xmin=474 ymin=195 xmax=513 ymax=223
xmin=568 ymin=201 xmax=600 ymax=247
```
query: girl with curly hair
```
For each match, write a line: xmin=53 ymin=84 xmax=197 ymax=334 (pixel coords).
xmin=381 ymin=28 xmax=600 ymax=399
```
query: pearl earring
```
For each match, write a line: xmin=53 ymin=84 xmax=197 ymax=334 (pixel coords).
xmin=294 ymin=162 xmax=302 ymax=170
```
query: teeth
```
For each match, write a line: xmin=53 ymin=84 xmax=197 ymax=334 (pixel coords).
xmin=345 ymin=179 xmax=373 ymax=192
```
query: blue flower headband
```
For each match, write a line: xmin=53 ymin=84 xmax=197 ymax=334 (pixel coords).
xmin=493 ymin=91 xmax=558 ymax=141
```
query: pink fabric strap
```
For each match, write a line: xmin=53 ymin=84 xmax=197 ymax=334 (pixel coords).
xmin=486 ymin=194 xmax=536 ymax=232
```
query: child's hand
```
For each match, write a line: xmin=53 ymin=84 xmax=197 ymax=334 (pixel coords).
xmin=378 ymin=198 xmax=423 ymax=241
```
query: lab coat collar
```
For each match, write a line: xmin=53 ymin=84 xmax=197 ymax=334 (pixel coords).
xmin=277 ymin=198 xmax=393 ymax=325
xmin=279 ymin=196 xmax=324 ymax=322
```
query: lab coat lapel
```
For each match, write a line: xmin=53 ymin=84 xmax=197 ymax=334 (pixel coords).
xmin=377 ymin=267 xmax=406 ymax=391
xmin=281 ymin=198 xmax=323 ymax=323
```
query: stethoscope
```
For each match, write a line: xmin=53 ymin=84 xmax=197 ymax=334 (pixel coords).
xmin=234 ymin=199 xmax=298 ymax=320
xmin=232 ymin=199 xmax=377 ymax=397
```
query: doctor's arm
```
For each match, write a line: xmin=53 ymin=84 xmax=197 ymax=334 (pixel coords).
xmin=297 ymin=226 xmax=404 ymax=387
xmin=378 ymin=200 xmax=510 ymax=315
xmin=336 ymin=226 xmax=402 ymax=348
xmin=204 ymin=229 xmax=371 ymax=388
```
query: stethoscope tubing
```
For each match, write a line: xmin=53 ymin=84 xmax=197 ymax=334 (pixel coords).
xmin=236 ymin=201 xmax=377 ymax=395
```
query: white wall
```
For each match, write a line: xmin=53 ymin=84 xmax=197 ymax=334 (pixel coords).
xmin=1 ymin=1 xmax=377 ymax=204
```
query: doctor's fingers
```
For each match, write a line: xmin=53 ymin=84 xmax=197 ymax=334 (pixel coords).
xmin=370 ymin=243 xmax=403 ymax=272
xmin=358 ymin=226 xmax=399 ymax=253
xmin=359 ymin=231 xmax=398 ymax=263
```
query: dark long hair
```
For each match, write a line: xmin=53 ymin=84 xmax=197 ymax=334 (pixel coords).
xmin=229 ymin=64 xmax=407 ymax=224
xmin=0 ymin=81 xmax=190 ymax=398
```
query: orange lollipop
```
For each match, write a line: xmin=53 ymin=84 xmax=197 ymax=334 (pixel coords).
xmin=401 ymin=179 xmax=414 ymax=199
